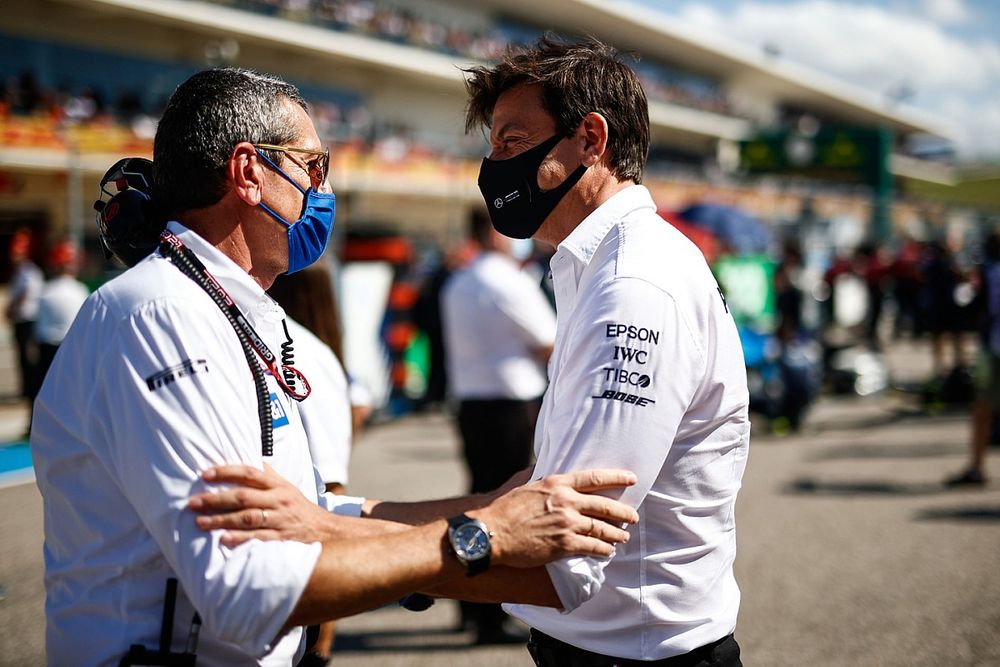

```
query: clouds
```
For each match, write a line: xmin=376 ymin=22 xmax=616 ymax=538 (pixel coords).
xmin=921 ymin=0 xmax=972 ymax=25
xmin=666 ymin=0 xmax=1000 ymax=158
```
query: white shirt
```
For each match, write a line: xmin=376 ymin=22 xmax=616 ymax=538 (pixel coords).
xmin=287 ymin=317 xmax=353 ymax=485
xmin=441 ymin=251 xmax=556 ymax=400
xmin=33 ymin=274 xmax=90 ymax=344
xmin=31 ymin=222 xmax=363 ymax=667
xmin=9 ymin=260 xmax=43 ymax=322
xmin=505 ymin=186 xmax=750 ymax=660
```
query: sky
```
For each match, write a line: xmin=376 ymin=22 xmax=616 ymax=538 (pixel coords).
xmin=633 ymin=0 xmax=1000 ymax=161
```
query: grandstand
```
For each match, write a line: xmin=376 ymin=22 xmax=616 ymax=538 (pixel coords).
xmin=1 ymin=0 xmax=963 ymax=250
xmin=1 ymin=0 xmax=979 ymax=411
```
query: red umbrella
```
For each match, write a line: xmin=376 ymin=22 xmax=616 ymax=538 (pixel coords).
xmin=657 ymin=209 xmax=720 ymax=264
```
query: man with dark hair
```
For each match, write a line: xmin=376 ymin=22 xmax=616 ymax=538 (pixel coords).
xmin=30 ymin=66 xmax=638 ymax=666
xmin=461 ymin=36 xmax=749 ymax=665
xmin=441 ymin=207 xmax=557 ymax=644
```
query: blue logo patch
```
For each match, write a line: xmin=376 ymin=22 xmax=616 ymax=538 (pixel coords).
xmin=269 ymin=392 xmax=290 ymax=428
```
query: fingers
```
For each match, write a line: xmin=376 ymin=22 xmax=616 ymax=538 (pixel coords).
xmin=567 ymin=535 xmax=617 ymax=559
xmin=558 ymin=469 xmax=638 ymax=493
xmin=188 ymin=487 xmax=274 ymax=514
xmin=571 ymin=493 xmax=639 ymax=525
xmin=195 ymin=507 xmax=268 ymax=532
xmin=578 ymin=514 xmax=631 ymax=546
xmin=202 ymin=464 xmax=280 ymax=489
xmin=218 ymin=529 xmax=282 ymax=548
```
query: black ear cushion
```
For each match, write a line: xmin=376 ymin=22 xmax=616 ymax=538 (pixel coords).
xmin=100 ymin=188 xmax=150 ymax=230
xmin=99 ymin=189 xmax=164 ymax=267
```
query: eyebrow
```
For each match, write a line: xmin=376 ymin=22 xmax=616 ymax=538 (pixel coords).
xmin=492 ymin=120 xmax=526 ymax=138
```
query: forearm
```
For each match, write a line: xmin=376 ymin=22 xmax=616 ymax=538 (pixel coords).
xmin=362 ymin=493 xmax=493 ymax=525
xmin=422 ymin=565 xmax=560 ymax=607
xmin=288 ymin=518 xmax=464 ymax=626
xmin=314 ymin=512 xmax=414 ymax=540
xmin=362 ymin=466 xmax=534 ymax=524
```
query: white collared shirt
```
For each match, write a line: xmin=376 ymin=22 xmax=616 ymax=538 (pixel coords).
xmin=505 ymin=185 xmax=750 ymax=660
xmin=9 ymin=260 xmax=43 ymax=322
xmin=287 ymin=317 xmax=353 ymax=485
xmin=442 ymin=251 xmax=556 ymax=400
xmin=34 ymin=274 xmax=90 ymax=345
xmin=31 ymin=221 xmax=361 ymax=667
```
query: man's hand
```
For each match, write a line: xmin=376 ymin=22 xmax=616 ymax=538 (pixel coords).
xmin=189 ymin=464 xmax=336 ymax=547
xmin=473 ymin=469 xmax=639 ymax=568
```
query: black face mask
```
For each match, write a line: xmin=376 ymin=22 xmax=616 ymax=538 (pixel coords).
xmin=477 ymin=134 xmax=587 ymax=239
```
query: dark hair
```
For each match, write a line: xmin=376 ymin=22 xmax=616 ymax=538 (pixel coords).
xmin=464 ymin=35 xmax=649 ymax=183
xmin=468 ymin=208 xmax=493 ymax=246
xmin=985 ymin=231 xmax=1000 ymax=263
xmin=152 ymin=67 xmax=307 ymax=217
xmin=268 ymin=262 xmax=344 ymax=362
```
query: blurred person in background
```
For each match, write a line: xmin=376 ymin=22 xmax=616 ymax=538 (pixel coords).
xmin=920 ymin=240 xmax=964 ymax=378
xmin=774 ymin=242 xmax=804 ymax=344
xmin=33 ymin=240 xmax=89 ymax=385
xmin=441 ymin=207 xmax=557 ymax=645
xmin=411 ymin=245 xmax=457 ymax=410
xmin=772 ymin=254 xmax=818 ymax=432
xmin=5 ymin=228 xmax=43 ymax=401
xmin=268 ymin=260 xmax=353 ymax=666
xmin=891 ymin=238 xmax=924 ymax=340
xmin=945 ymin=230 xmax=1000 ymax=488
xmin=859 ymin=242 xmax=892 ymax=350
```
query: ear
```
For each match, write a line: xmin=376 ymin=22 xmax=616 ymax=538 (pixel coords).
xmin=229 ymin=142 xmax=265 ymax=206
xmin=578 ymin=112 xmax=609 ymax=168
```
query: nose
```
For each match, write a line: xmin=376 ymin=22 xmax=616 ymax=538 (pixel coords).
xmin=488 ymin=147 xmax=511 ymax=161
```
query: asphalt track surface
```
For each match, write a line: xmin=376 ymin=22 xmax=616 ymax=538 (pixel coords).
xmin=1 ymin=341 xmax=998 ymax=666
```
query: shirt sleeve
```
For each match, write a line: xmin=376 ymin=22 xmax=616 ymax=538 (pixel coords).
xmin=89 ymin=297 xmax=321 ymax=656
xmin=316 ymin=486 xmax=366 ymax=517
xmin=534 ymin=276 xmax=705 ymax=611
xmin=493 ymin=271 xmax=557 ymax=350
xmin=295 ymin=328 xmax=354 ymax=486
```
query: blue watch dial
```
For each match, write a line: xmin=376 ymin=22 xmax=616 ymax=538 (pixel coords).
xmin=453 ymin=523 xmax=490 ymax=560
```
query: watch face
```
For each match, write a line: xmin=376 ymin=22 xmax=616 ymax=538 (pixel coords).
xmin=452 ymin=523 xmax=490 ymax=561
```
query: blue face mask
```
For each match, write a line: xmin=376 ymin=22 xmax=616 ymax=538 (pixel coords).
xmin=256 ymin=152 xmax=336 ymax=274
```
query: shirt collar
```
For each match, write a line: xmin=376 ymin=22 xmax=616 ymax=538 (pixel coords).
xmin=164 ymin=220 xmax=281 ymax=322
xmin=549 ymin=185 xmax=656 ymax=313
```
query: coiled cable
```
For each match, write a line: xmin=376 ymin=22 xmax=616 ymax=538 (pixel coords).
xmin=159 ymin=240 xmax=274 ymax=457
xmin=280 ymin=320 xmax=297 ymax=393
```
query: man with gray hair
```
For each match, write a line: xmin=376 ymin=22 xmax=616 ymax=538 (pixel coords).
xmin=30 ymin=67 xmax=638 ymax=666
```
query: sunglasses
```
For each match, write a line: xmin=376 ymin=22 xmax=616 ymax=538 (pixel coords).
xmin=254 ymin=143 xmax=330 ymax=190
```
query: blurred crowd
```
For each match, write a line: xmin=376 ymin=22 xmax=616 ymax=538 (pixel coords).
xmin=0 ymin=70 xmax=158 ymax=136
xmin=398 ymin=211 xmax=1000 ymax=440
xmin=1 ymin=0 xmax=768 ymax=167
xmin=214 ymin=0 xmax=746 ymax=119
xmin=5 ymin=230 xmax=89 ymax=417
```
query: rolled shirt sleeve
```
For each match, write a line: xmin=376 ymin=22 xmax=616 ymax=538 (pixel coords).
xmin=90 ymin=297 xmax=322 ymax=655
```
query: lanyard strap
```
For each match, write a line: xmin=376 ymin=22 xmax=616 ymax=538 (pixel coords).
xmin=157 ymin=230 xmax=312 ymax=456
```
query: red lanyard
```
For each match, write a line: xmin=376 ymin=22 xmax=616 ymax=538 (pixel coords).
xmin=158 ymin=231 xmax=312 ymax=401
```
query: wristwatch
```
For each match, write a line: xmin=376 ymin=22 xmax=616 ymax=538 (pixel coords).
xmin=447 ymin=513 xmax=492 ymax=577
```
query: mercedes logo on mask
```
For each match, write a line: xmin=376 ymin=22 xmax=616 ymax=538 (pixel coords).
xmin=494 ymin=198 xmax=504 ymax=209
